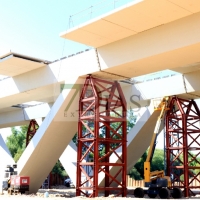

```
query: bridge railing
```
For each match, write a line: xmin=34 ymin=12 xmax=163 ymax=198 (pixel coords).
xmin=132 ymin=71 xmax=179 ymax=84
xmin=68 ymin=0 xmax=133 ymax=29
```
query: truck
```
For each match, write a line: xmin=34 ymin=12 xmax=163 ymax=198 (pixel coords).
xmin=134 ymin=97 xmax=182 ymax=199
xmin=8 ymin=175 xmax=30 ymax=194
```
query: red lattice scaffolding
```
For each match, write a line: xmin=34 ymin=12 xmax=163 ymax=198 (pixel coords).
xmin=166 ymin=96 xmax=200 ymax=197
xmin=76 ymin=75 xmax=127 ymax=197
xmin=26 ymin=119 xmax=39 ymax=147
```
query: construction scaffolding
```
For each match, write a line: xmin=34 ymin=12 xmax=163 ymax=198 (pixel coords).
xmin=76 ymin=75 xmax=127 ymax=197
xmin=26 ymin=119 xmax=39 ymax=147
xmin=166 ymin=96 xmax=200 ymax=197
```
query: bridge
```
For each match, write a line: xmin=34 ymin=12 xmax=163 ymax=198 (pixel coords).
xmin=0 ymin=0 xmax=200 ymax=196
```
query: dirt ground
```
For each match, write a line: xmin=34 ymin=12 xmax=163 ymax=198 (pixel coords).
xmin=0 ymin=186 xmax=200 ymax=199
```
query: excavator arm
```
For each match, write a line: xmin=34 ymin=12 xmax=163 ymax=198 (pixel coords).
xmin=134 ymin=97 xmax=182 ymax=199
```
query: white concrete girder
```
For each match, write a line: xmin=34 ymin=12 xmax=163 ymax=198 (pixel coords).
xmin=1 ymin=70 xmax=199 ymax=132
xmin=96 ymin=12 xmax=200 ymax=78
xmin=0 ymin=103 xmax=52 ymax=128
xmin=1 ymin=10 xmax=200 ymax=109
xmin=0 ymin=2 xmax=200 ymax=115
xmin=1 ymin=12 xmax=200 ymax=109
xmin=0 ymin=53 xmax=48 ymax=77
xmin=59 ymin=141 xmax=77 ymax=185
xmin=61 ymin=0 xmax=200 ymax=47
xmin=123 ymin=70 xmax=200 ymax=101
xmin=0 ymin=49 xmax=98 ymax=109
xmin=1 ymin=70 xmax=200 ymax=129
xmin=17 ymin=77 xmax=85 ymax=193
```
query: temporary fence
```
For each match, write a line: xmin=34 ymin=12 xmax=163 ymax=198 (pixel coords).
xmin=50 ymin=174 xmax=68 ymax=186
xmin=126 ymin=175 xmax=200 ymax=188
xmin=41 ymin=173 xmax=68 ymax=189
xmin=43 ymin=174 xmax=200 ymax=188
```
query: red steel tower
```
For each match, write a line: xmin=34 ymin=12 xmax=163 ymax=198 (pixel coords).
xmin=166 ymin=96 xmax=200 ymax=197
xmin=76 ymin=75 xmax=127 ymax=197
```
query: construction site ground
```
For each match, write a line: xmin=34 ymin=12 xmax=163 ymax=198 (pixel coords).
xmin=0 ymin=186 xmax=200 ymax=199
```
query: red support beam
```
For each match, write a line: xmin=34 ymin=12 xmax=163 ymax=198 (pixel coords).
xmin=166 ymin=96 xmax=200 ymax=197
xmin=76 ymin=75 xmax=127 ymax=197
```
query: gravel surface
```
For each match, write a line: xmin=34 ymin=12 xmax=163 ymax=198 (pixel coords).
xmin=0 ymin=186 xmax=200 ymax=199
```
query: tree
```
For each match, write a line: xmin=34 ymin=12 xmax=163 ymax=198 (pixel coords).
xmin=129 ymin=149 xmax=165 ymax=180
xmin=129 ymin=151 xmax=147 ymax=180
xmin=151 ymin=149 xmax=165 ymax=172
xmin=6 ymin=126 xmax=27 ymax=162
xmin=127 ymin=109 xmax=137 ymax=132
xmin=52 ymin=160 xmax=68 ymax=177
xmin=129 ymin=167 xmax=143 ymax=180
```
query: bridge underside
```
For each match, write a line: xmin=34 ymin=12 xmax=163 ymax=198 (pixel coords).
xmin=0 ymin=0 xmax=200 ymax=197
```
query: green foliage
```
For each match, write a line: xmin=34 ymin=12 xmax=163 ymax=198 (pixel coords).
xmin=151 ymin=149 xmax=164 ymax=171
xmin=129 ymin=151 xmax=147 ymax=180
xmin=129 ymin=149 xmax=200 ymax=181
xmin=168 ymin=151 xmax=200 ymax=181
xmin=51 ymin=160 xmax=67 ymax=177
xmin=72 ymin=133 xmax=78 ymax=146
xmin=129 ymin=167 xmax=143 ymax=180
xmin=129 ymin=149 xmax=165 ymax=180
xmin=14 ymin=147 xmax=26 ymax=163
xmin=195 ymin=163 xmax=200 ymax=175
xmin=188 ymin=151 xmax=200 ymax=167
xmin=6 ymin=126 xmax=27 ymax=162
xmin=61 ymin=170 xmax=68 ymax=177
xmin=127 ymin=109 xmax=137 ymax=133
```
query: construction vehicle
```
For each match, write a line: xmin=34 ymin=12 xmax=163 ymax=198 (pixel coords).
xmin=8 ymin=175 xmax=30 ymax=194
xmin=134 ymin=97 xmax=182 ymax=199
xmin=2 ymin=164 xmax=30 ymax=194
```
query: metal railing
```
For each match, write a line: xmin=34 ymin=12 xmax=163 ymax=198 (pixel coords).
xmin=132 ymin=71 xmax=180 ymax=84
xmin=68 ymin=0 xmax=134 ymax=28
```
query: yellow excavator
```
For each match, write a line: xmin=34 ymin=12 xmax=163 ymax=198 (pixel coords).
xmin=134 ymin=97 xmax=182 ymax=199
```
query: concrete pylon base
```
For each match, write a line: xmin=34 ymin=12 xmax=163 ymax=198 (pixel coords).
xmin=17 ymin=77 xmax=84 ymax=193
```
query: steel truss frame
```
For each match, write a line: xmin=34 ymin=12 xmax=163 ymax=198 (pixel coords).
xmin=26 ymin=119 xmax=39 ymax=147
xmin=166 ymin=96 xmax=200 ymax=197
xmin=76 ymin=75 xmax=127 ymax=197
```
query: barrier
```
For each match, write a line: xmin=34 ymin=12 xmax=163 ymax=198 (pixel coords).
xmin=126 ymin=175 xmax=200 ymax=188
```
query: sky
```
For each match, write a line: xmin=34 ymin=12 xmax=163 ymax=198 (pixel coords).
xmin=0 ymin=0 xmax=132 ymax=61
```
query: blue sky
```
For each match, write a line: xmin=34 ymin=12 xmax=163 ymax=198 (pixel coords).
xmin=0 ymin=0 xmax=132 ymax=61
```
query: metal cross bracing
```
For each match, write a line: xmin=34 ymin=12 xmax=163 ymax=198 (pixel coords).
xmin=76 ymin=75 xmax=127 ymax=197
xmin=26 ymin=119 xmax=39 ymax=147
xmin=166 ymin=96 xmax=200 ymax=197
